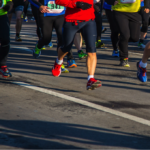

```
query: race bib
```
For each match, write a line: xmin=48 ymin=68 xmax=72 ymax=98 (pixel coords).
xmin=120 ymin=0 xmax=136 ymax=3
xmin=47 ymin=1 xmax=65 ymax=13
xmin=0 ymin=0 xmax=4 ymax=9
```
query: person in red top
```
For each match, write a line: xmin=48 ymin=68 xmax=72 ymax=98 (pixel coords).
xmin=52 ymin=0 xmax=102 ymax=90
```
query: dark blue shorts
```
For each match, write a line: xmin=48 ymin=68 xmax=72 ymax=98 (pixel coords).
xmin=61 ymin=20 xmax=97 ymax=53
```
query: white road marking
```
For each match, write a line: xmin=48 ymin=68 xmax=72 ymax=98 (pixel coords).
xmin=13 ymin=81 xmax=150 ymax=127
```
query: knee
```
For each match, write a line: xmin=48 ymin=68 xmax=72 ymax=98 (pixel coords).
xmin=130 ymin=35 xmax=139 ymax=42
xmin=16 ymin=17 xmax=21 ymax=21
xmin=87 ymin=52 xmax=96 ymax=57
xmin=120 ymin=34 xmax=130 ymax=42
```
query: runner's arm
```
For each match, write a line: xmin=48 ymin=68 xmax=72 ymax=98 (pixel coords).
xmin=55 ymin=0 xmax=77 ymax=8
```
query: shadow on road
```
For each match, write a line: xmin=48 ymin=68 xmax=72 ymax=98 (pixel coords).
xmin=0 ymin=120 xmax=150 ymax=149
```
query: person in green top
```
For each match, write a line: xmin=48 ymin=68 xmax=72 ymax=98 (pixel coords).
xmin=112 ymin=0 xmax=149 ymax=67
xmin=0 ymin=0 xmax=13 ymax=78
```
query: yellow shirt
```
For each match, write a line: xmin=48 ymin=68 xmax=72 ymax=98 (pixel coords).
xmin=0 ymin=0 xmax=12 ymax=16
xmin=112 ymin=0 xmax=141 ymax=13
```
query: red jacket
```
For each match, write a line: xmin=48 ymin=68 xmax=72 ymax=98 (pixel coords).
xmin=55 ymin=0 xmax=95 ymax=22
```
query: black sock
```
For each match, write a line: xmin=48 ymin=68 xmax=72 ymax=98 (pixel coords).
xmin=139 ymin=39 xmax=144 ymax=44
xmin=16 ymin=33 xmax=19 ymax=37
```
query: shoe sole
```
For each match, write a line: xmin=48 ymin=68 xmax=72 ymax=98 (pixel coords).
xmin=87 ymin=81 xmax=102 ymax=90
xmin=0 ymin=73 xmax=12 ymax=78
xmin=67 ymin=64 xmax=77 ymax=68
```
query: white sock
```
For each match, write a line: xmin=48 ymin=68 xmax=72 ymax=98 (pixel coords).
xmin=56 ymin=58 xmax=63 ymax=65
xmin=139 ymin=60 xmax=147 ymax=68
xmin=88 ymin=75 xmax=94 ymax=81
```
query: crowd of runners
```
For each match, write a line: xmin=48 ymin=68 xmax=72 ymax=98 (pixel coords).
xmin=0 ymin=0 xmax=150 ymax=90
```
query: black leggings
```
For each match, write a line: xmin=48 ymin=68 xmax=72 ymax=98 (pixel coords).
xmin=0 ymin=15 xmax=10 ymax=66
xmin=105 ymin=9 xmax=119 ymax=50
xmin=139 ymin=7 xmax=149 ymax=33
xmin=38 ymin=14 xmax=74 ymax=60
xmin=31 ymin=4 xmax=42 ymax=39
xmin=24 ymin=0 xmax=29 ymax=17
xmin=114 ymin=11 xmax=141 ymax=60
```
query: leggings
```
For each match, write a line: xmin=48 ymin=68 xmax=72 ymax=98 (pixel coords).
xmin=0 ymin=15 xmax=10 ymax=66
xmin=38 ymin=14 xmax=74 ymax=60
xmin=105 ymin=9 xmax=119 ymax=50
xmin=24 ymin=0 xmax=29 ymax=17
xmin=139 ymin=7 xmax=149 ymax=33
xmin=114 ymin=11 xmax=141 ymax=60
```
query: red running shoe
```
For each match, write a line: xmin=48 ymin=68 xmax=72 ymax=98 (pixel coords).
xmin=52 ymin=61 xmax=62 ymax=77
xmin=0 ymin=66 xmax=12 ymax=78
xmin=87 ymin=78 xmax=102 ymax=90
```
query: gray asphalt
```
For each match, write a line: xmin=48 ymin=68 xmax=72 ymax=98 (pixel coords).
xmin=0 ymin=16 xmax=150 ymax=149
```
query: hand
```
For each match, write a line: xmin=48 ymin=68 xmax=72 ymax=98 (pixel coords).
xmin=39 ymin=5 xmax=49 ymax=13
xmin=76 ymin=2 xmax=92 ymax=10
xmin=114 ymin=1 xmax=118 ymax=5
xmin=94 ymin=4 xmax=100 ymax=13
xmin=144 ymin=8 xmax=149 ymax=13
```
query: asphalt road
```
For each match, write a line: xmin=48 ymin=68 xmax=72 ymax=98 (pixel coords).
xmin=0 ymin=16 xmax=150 ymax=149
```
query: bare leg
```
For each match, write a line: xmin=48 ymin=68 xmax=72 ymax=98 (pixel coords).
xmin=15 ymin=11 xmax=23 ymax=35
xmin=140 ymin=32 xmax=147 ymax=40
xmin=87 ymin=53 xmax=97 ymax=75
xmin=142 ymin=41 xmax=150 ymax=63
xmin=58 ymin=47 xmax=68 ymax=60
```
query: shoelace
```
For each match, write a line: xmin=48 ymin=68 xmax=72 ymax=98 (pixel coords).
xmin=141 ymin=68 xmax=147 ymax=76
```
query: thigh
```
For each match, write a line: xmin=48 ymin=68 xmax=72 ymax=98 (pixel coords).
xmin=81 ymin=20 xmax=97 ymax=53
xmin=54 ymin=15 xmax=64 ymax=44
xmin=15 ymin=5 xmax=24 ymax=18
xmin=61 ymin=22 xmax=78 ymax=52
xmin=0 ymin=15 xmax=10 ymax=41
xmin=106 ymin=10 xmax=119 ymax=33
xmin=114 ymin=11 xmax=130 ymax=39
xmin=54 ymin=15 xmax=64 ymax=37
xmin=129 ymin=13 xmax=141 ymax=41
xmin=40 ymin=15 xmax=53 ymax=39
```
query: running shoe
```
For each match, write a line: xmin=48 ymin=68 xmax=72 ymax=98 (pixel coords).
xmin=0 ymin=66 xmax=12 ymax=78
xmin=41 ymin=46 xmax=46 ymax=50
xmin=31 ymin=16 xmax=35 ymax=21
xmin=46 ymin=41 xmax=53 ymax=48
xmin=119 ymin=58 xmax=130 ymax=67
xmin=87 ymin=78 xmax=102 ymax=90
xmin=33 ymin=44 xmax=41 ymax=59
xmin=137 ymin=61 xmax=147 ymax=82
xmin=24 ymin=16 xmax=28 ymax=22
xmin=138 ymin=43 xmax=146 ymax=49
xmin=78 ymin=50 xmax=87 ymax=59
xmin=52 ymin=61 xmax=62 ymax=77
xmin=67 ymin=59 xmax=77 ymax=68
xmin=61 ymin=64 xmax=69 ymax=73
xmin=112 ymin=50 xmax=119 ymax=57
xmin=96 ymin=40 xmax=105 ymax=48
xmin=15 ymin=36 xmax=22 ymax=41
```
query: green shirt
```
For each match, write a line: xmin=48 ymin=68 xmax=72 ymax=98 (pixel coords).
xmin=0 ymin=0 xmax=12 ymax=16
xmin=112 ymin=0 xmax=141 ymax=13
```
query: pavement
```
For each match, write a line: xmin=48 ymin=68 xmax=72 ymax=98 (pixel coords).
xmin=0 ymin=16 xmax=150 ymax=149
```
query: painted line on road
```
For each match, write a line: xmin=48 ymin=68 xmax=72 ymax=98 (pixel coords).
xmin=13 ymin=81 xmax=150 ymax=127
